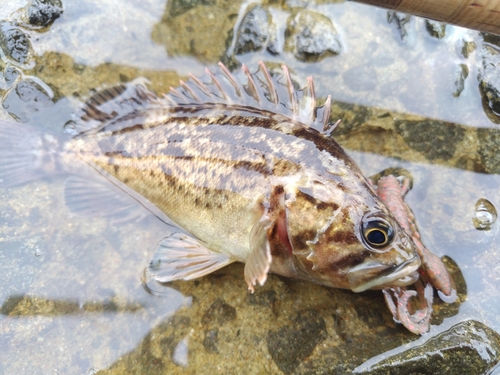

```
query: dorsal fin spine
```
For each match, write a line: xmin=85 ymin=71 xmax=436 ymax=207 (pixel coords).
xmin=304 ymin=77 xmax=316 ymax=122
xmin=205 ymin=67 xmax=228 ymax=101
xmin=179 ymin=80 xmax=201 ymax=102
xmin=242 ymin=64 xmax=261 ymax=103
xmin=325 ymin=119 xmax=341 ymax=136
xmin=218 ymin=62 xmax=242 ymax=98
xmin=162 ymin=93 xmax=178 ymax=106
xmin=282 ymin=65 xmax=298 ymax=117
xmin=259 ymin=61 xmax=278 ymax=104
xmin=169 ymin=87 xmax=186 ymax=103
xmin=76 ymin=63 xmax=337 ymax=139
xmin=189 ymin=73 xmax=211 ymax=97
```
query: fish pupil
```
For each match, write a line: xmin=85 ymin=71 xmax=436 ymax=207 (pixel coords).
xmin=367 ymin=229 xmax=386 ymax=245
xmin=362 ymin=217 xmax=394 ymax=248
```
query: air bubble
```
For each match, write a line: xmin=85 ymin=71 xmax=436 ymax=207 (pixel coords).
xmin=473 ymin=198 xmax=497 ymax=230
xmin=63 ymin=120 xmax=77 ymax=135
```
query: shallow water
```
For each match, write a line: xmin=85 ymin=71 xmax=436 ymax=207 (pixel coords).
xmin=1 ymin=1 xmax=500 ymax=374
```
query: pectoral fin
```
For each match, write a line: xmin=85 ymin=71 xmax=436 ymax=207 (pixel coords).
xmin=150 ymin=232 xmax=234 ymax=283
xmin=244 ymin=219 xmax=273 ymax=293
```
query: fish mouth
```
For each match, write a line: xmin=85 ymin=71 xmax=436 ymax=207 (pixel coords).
xmin=346 ymin=256 xmax=421 ymax=293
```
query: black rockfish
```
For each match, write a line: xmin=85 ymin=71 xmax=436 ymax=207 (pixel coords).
xmin=0 ymin=63 xmax=420 ymax=294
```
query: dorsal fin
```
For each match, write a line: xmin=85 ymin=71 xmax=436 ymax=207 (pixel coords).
xmin=74 ymin=63 xmax=338 ymax=137
xmin=73 ymin=78 xmax=161 ymax=136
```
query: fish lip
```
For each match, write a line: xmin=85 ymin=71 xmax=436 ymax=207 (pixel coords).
xmin=347 ymin=257 xmax=421 ymax=293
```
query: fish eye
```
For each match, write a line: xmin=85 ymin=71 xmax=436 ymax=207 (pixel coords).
xmin=362 ymin=219 xmax=394 ymax=248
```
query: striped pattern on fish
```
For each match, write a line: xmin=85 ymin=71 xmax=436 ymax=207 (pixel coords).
xmin=0 ymin=63 xmax=421 ymax=306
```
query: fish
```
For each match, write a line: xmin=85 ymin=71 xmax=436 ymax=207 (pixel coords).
xmin=0 ymin=62 xmax=421 ymax=295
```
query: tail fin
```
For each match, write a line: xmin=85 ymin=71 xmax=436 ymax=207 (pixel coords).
xmin=0 ymin=120 xmax=60 ymax=188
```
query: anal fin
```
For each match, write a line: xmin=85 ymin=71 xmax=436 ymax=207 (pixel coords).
xmin=244 ymin=219 xmax=273 ymax=293
xmin=150 ymin=232 xmax=234 ymax=283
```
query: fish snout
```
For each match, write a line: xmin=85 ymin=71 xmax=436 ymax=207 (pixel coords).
xmin=346 ymin=253 xmax=421 ymax=293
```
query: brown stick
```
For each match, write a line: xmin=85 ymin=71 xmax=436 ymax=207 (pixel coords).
xmin=353 ymin=0 xmax=500 ymax=35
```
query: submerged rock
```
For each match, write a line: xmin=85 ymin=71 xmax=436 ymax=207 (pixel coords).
xmin=425 ymin=19 xmax=446 ymax=39
xmin=354 ymin=320 xmax=500 ymax=374
xmin=453 ymin=63 xmax=469 ymax=97
xmin=267 ymin=309 xmax=327 ymax=374
xmin=395 ymin=119 xmax=465 ymax=161
xmin=387 ymin=11 xmax=412 ymax=41
xmin=285 ymin=9 xmax=341 ymax=62
xmin=233 ymin=5 xmax=271 ymax=55
xmin=461 ymin=39 xmax=477 ymax=58
xmin=0 ymin=22 xmax=34 ymax=67
xmin=201 ymin=298 xmax=236 ymax=326
xmin=2 ymin=78 xmax=54 ymax=122
xmin=168 ymin=0 xmax=216 ymax=18
xmin=26 ymin=0 xmax=63 ymax=28
xmin=479 ymin=43 xmax=500 ymax=121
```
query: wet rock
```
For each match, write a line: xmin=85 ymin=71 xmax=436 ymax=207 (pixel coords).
xmin=2 ymin=78 xmax=54 ymax=122
xmin=26 ymin=0 xmax=63 ymax=28
xmin=233 ymin=5 xmax=271 ymax=55
xmin=3 ymin=66 xmax=22 ymax=86
xmin=453 ymin=63 xmax=468 ymax=97
xmin=285 ymin=10 xmax=341 ymax=62
xmin=387 ymin=11 xmax=412 ymax=41
xmin=203 ymin=329 xmax=219 ymax=353
xmin=479 ymin=45 xmax=500 ymax=120
xmin=394 ymin=119 xmax=465 ymax=161
xmin=461 ymin=40 xmax=477 ymax=58
xmin=477 ymin=127 xmax=500 ymax=174
xmin=425 ymin=19 xmax=446 ymax=39
xmin=201 ymin=298 xmax=236 ymax=325
xmin=481 ymin=32 xmax=500 ymax=47
xmin=153 ymin=0 xmax=242 ymax=63
xmin=247 ymin=289 xmax=280 ymax=315
xmin=0 ymin=22 xmax=33 ymax=66
xmin=354 ymin=320 xmax=500 ymax=375
xmin=169 ymin=0 xmax=215 ymax=18
xmin=267 ymin=309 xmax=327 ymax=374
xmin=0 ymin=66 xmax=22 ymax=92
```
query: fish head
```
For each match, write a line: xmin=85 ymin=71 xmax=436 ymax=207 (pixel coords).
xmin=284 ymin=176 xmax=421 ymax=292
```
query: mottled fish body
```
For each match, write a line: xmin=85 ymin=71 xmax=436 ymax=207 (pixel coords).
xmin=0 ymin=63 xmax=420 ymax=294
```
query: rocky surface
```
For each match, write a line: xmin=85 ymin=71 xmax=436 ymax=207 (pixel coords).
xmin=233 ymin=5 xmax=272 ymax=55
xmin=479 ymin=43 xmax=500 ymax=123
xmin=285 ymin=9 xmax=341 ymax=61
xmin=355 ymin=320 xmax=500 ymax=374
xmin=0 ymin=21 xmax=34 ymax=67
xmin=387 ymin=11 xmax=413 ymax=40
xmin=425 ymin=19 xmax=447 ymax=39
xmin=26 ymin=0 xmax=64 ymax=28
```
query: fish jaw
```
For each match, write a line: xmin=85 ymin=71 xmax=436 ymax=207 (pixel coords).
xmin=346 ymin=255 xmax=420 ymax=292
